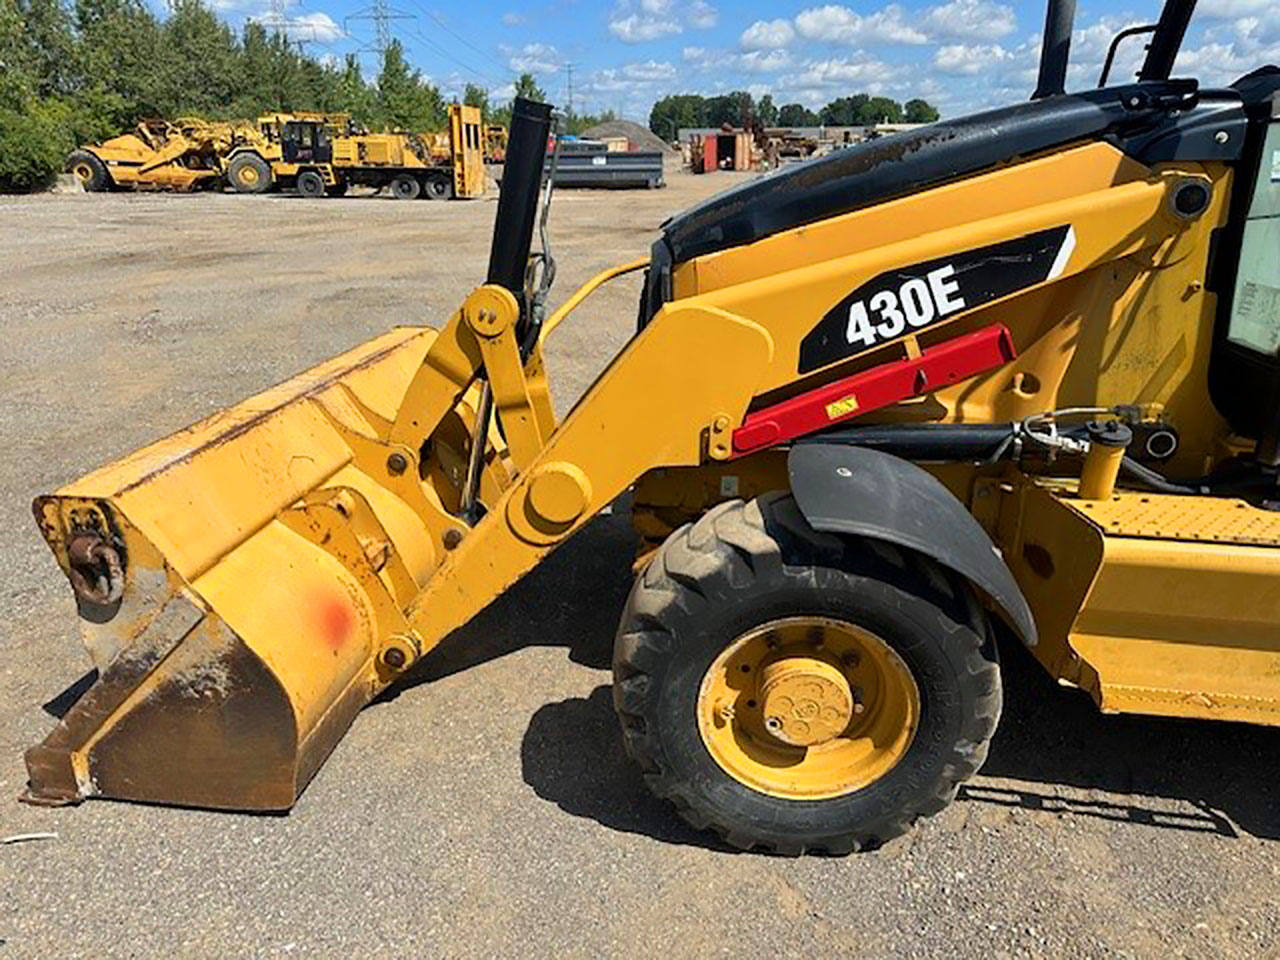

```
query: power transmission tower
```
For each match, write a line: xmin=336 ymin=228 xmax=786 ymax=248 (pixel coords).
xmin=254 ymin=0 xmax=317 ymax=53
xmin=565 ymin=62 xmax=574 ymax=125
xmin=346 ymin=0 xmax=414 ymax=60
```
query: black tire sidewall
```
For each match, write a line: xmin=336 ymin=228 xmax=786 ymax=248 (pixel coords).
xmin=650 ymin=564 xmax=980 ymax=844
xmin=296 ymin=171 xmax=325 ymax=197
xmin=392 ymin=175 xmax=420 ymax=199
xmin=68 ymin=152 xmax=108 ymax=191
xmin=424 ymin=175 xmax=451 ymax=200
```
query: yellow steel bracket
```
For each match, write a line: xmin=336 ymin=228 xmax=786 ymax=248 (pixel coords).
xmin=523 ymin=343 xmax=556 ymax=441
xmin=279 ymin=486 xmax=423 ymax=683
xmin=465 ymin=285 xmax=546 ymax=473
xmin=398 ymin=303 xmax=775 ymax=672
xmin=388 ymin=299 xmax=486 ymax=453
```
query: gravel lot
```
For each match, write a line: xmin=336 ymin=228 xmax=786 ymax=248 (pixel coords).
xmin=1 ymin=173 xmax=1278 ymax=959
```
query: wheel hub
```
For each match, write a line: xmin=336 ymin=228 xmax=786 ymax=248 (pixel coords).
xmin=696 ymin=616 xmax=920 ymax=800
xmin=759 ymin=657 xmax=854 ymax=746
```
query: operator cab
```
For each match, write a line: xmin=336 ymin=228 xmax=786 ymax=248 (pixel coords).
xmin=281 ymin=121 xmax=333 ymax=166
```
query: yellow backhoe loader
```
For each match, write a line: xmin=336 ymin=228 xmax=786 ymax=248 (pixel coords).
xmin=67 ymin=117 xmax=249 ymax=192
xmin=25 ymin=1 xmax=1280 ymax=853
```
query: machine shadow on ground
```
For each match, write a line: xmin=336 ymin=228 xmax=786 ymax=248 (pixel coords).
xmin=374 ymin=501 xmax=1280 ymax=850
xmin=968 ymin=640 xmax=1280 ymax=842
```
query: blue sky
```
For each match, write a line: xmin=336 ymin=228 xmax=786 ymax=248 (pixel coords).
xmin=205 ymin=0 xmax=1280 ymax=120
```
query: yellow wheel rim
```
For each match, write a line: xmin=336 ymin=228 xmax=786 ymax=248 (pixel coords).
xmin=73 ymin=163 xmax=93 ymax=183
xmin=697 ymin=616 xmax=920 ymax=800
xmin=238 ymin=165 xmax=259 ymax=186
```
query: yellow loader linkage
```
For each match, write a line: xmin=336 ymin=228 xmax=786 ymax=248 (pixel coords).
xmin=25 ymin=2 xmax=1280 ymax=854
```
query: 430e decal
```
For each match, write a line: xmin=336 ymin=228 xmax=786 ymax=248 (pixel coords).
xmin=798 ymin=225 xmax=1076 ymax=373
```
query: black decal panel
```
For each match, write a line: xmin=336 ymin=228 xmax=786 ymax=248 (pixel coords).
xmin=798 ymin=225 xmax=1073 ymax=373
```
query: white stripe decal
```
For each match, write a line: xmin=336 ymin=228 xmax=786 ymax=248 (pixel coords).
xmin=1047 ymin=225 xmax=1077 ymax=281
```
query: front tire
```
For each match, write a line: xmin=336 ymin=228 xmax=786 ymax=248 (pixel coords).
xmin=612 ymin=494 xmax=1001 ymax=855
xmin=296 ymin=170 xmax=326 ymax=198
xmin=67 ymin=151 xmax=110 ymax=191
xmin=227 ymin=153 xmax=271 ymax=194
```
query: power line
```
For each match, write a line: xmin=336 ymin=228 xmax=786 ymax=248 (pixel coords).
xmin=403 ymin=21 xmax=499 ymax=87
xmin=419 ymin=6 xmax=517 ymax=79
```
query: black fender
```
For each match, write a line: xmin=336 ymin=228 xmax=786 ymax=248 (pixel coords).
xmin=787 ymin=443 xmax=1037 ymax=646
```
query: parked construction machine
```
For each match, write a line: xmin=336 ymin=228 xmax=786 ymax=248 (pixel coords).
xmin=66 ymin=117 xmax=248 ymax=191
xmin=25 ymin=1 xmax=1280 ymax=853
xmin=225 ymin=104 xmax=486 ymax=199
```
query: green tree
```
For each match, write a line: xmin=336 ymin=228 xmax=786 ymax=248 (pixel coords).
xmin=648 ymin=93 xmax=706 ymax=142
xmin=704 ymin=90 xmax=752 ymax=127
xmin=859 ymin=96 xmax=903 ymax=124
xmin=377 ymin=39 xmax=445 ymax=130
xmin=819 ymin=94 xmax=868 ymax=126
xmin=0 ymin=100 xmax=73 ymax=191
xmin=74 ymin=0 xmax=167 ymax=129
xmin=904 ymin=98 xmax=940 ymax=123
xmin=776 ymin=102 xmax=818 ymax=126
xmin=513 ymin=72 xmax=545 ymax=102
xmin=163 ymin=0 xmax=239 ymax=115
xmin=463 ymin=82 xmax=489 ymax=121
xmin=15 ymin=0 xmax=80 ymax=98
xmin=757 ymin=93 xmax=777 ymax=126
xmin=335 ymin=54 xmax=376 ymax=125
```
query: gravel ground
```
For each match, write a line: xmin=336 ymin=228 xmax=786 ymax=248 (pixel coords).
xmin=0 ymin=173 xmax=1278 ymax=959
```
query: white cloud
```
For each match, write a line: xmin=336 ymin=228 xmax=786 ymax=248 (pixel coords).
xmin=1197 ymin=0 xmax=1273 ymax=17
xmin=501 ymin=11 xmax=525 ymax=26
xmin=507 ymin=42 xmax=562 ymax=74
xmin=741 ymin=18 xmax=795 ymax=50
xmin=608 ymin=0 xmax=714 ymax=43
xmin=687 ymin=0 xmax=717 ymax=29
xmin=682 ymin=45 xmax=706 ymax=61
xmin=784 ymin=54 xmax=901 ymax=92
xmin=738 ymin=49 xmax=793 ymax=72
xmin=610 ymin=11 xmax=681 ymax=42
xmin=792 ymin=0 xmax=1014 ymax=47
xmin=622 ymin=59 xmax=678 ymax=81
xmin=919 ymin=0 xmax=1017 ymax=41
xmin=794 ymin=5 xmax=927 ymax=46
xmin=260 ymin=10 xmax=341 ymax=42
xmin=932 ymin=43 xmax=1011 ymax=75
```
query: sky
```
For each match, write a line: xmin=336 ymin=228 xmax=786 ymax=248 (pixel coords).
xmin=202 ymin=0 xmax=1280 ymax=121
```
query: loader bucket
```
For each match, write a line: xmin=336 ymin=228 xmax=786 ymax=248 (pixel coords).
xmin=25 ymin=327 xmax=470 ymax=809
xmin=25 ymin=97 xmax=554 ymax=811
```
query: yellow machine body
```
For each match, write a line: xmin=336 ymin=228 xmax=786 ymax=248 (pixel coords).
xmin=26 ymin=65 xmax=1280 ymax=812
xmin=70 ymin=117 xmax=247 ymax=191
xmin=226 ymin=105 xmax=486 ymax=198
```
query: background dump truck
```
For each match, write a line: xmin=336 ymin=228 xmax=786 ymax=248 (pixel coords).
xmin=224 ymin=104 xmax=485 ymax=200
xmin=66 ymin=117 xmax=248 ymax=192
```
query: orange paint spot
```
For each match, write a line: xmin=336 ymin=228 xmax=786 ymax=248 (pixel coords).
xmin=316 ymin=597 xmax=355 ymax=652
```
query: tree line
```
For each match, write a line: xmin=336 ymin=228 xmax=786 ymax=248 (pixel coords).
xmin=648 ymin=91 xmax=940 ymax=142
xmin=0 ymin=0 xmax=604 ymax=192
